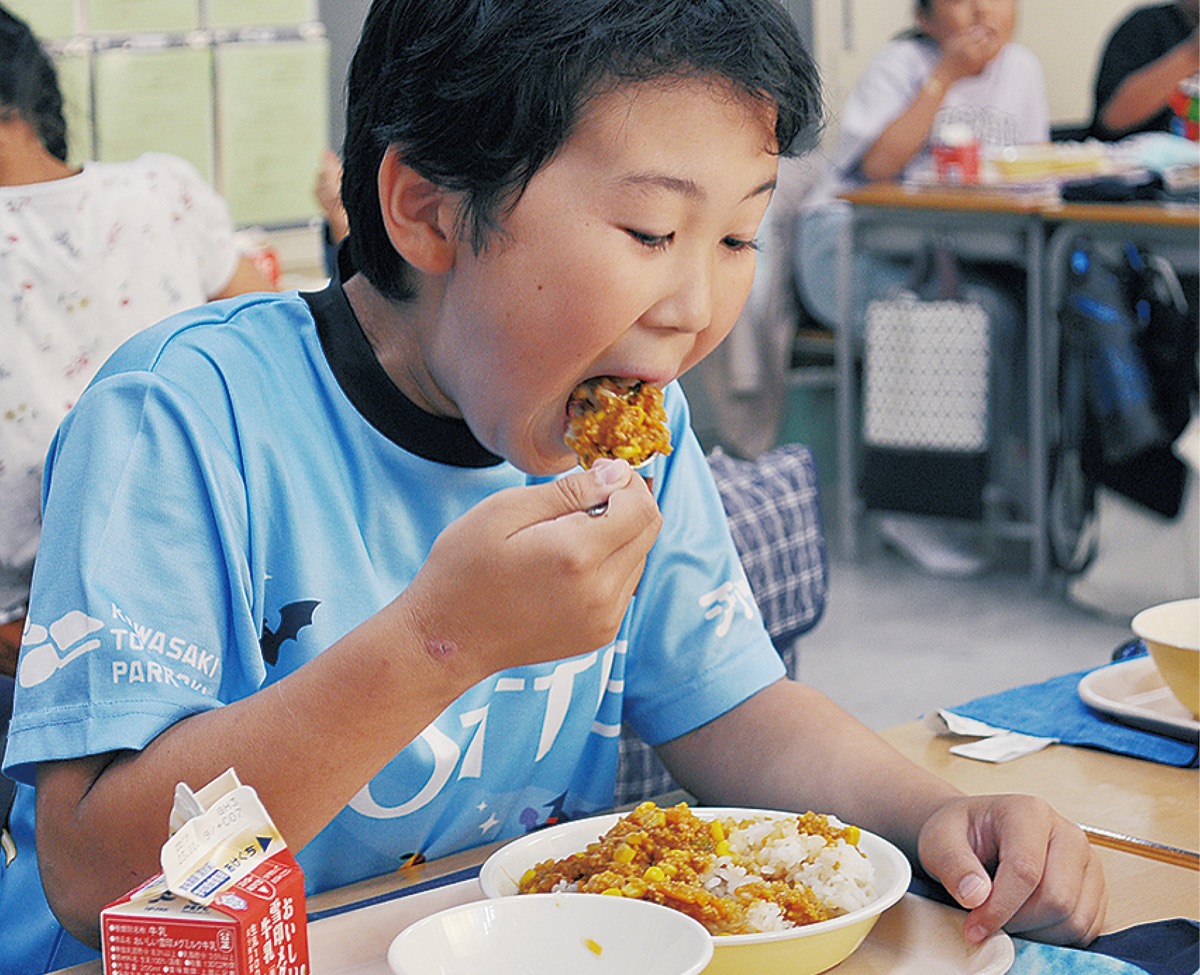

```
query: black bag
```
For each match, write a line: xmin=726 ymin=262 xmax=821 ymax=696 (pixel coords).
xmin=1051 ymin=238 xmax=1197 ymax=571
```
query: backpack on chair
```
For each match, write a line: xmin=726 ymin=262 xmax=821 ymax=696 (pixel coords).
xmin=1051 ymin=237 xmax=1197 ymax=574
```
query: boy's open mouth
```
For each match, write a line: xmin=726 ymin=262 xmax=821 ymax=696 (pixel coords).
xmin=564 ymin=376 xmax=673 ymax=469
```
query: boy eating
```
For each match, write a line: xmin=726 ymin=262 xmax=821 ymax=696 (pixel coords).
xmin=1 ymin=1 xmax=1103 ymax=970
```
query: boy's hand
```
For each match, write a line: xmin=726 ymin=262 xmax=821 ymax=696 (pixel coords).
xmin=918 ymin=794 xmax=1106 ymax=947
xmin=401 ymin=458 xmax=662 ymax=680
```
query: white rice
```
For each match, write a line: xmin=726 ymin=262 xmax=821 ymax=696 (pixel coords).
xmin=702 ymin=814 xmax=877 ymax=931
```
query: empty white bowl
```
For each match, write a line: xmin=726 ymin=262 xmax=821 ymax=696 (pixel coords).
xmin=387 ymin=891 xmax=713 ymax=975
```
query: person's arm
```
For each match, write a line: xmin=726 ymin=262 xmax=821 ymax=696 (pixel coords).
xmin=859 ymin=27 xmax=1004 ymax=182
xmin=0 ymin=619 xmax=20 ymax=678
xmin=35 ymin=461 xmax=661 ymax=948
xmin=1097 ymin=30 xmax=1199 ymax=137
xmin=657 ymin=679 xmax=1106 ymax=947
xmin=210 ymin=255 xmax=276 ymax=299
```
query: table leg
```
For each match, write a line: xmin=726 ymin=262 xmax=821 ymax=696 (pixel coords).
xmin=1027 ymin=220 xmax=1048 ymax=588
xmin=836 ymin=206 xmax=858 ymax=560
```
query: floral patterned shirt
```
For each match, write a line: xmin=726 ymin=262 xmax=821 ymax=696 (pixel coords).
xmin=0 ymin=152 xmax=240 ymax=623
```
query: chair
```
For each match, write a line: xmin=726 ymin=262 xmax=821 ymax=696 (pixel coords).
xmin=612 ymin=442 xmax=828 ymax=806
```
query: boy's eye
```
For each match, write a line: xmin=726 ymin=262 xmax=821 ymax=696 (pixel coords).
xmin=723 ymin=236 xmax=761 ymax=253
xmin=626 ymin=229 xmax=673 ymax=250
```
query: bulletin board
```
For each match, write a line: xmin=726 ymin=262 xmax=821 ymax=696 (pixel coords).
xmin=27 ymin=3 xmax=329 ymax=229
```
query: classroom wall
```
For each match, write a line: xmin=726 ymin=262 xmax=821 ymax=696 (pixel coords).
xmin=318 ymin=0 xmax=371 ymax=152
xmin=810 ymin=0 xmax=1143 ymax=140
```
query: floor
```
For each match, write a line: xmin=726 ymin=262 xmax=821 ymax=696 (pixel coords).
xmin=792 ymin=544 xmax=1134 ymax=731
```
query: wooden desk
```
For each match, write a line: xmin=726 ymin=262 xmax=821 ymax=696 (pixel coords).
xmin=48 ymin=729 xmax=1197 ymax=973
xmin=880 ymin=720 xmax=1200 ymax=932
xmin=834 ymin=183 xmax=1200 ymax=588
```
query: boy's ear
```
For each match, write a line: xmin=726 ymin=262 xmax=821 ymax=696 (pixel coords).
xmin=377 ymin=147 xmax=457 ymax=275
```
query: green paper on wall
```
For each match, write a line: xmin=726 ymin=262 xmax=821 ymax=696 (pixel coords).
xmin=93 ymin=45 xmax=214 ymax=182
xmin=85 ymin=0 xmax=199 ymax=33
xmin=205 ymin=0 xmax=317 ymax=29
xmin=4 ymin=0 xmax=77 ymax=39
xmin=215 ymin=39 xmax=329 ymax=226
xmin=54 ymin=51 xmax=93 ymax=166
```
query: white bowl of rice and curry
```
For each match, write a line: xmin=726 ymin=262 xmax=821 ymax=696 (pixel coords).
xmin=479 ymin=801 xmax=912 ymax=975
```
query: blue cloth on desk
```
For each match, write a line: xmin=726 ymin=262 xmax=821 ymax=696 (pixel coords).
xmin=1012 ymin=920 xmax=1200 ymax=975
xmin=946 ymin=658 xmax=1198 ymax=768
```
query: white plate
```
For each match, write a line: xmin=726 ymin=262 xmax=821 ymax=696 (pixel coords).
xmin=1078 ymin=656 xmax=1200 ymax=742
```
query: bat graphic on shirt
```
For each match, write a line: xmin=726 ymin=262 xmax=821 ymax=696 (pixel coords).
xmin=260 ymin=600 xmax=320 ymax=666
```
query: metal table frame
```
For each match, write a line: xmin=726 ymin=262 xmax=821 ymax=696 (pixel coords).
xmin=835 ymin=186 xmax=1049 ymax=585
xmin=835 ymin=186 xmax=1199 ymax=590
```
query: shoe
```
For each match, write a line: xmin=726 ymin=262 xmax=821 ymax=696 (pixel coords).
xmin=877 ymin=514 xmax=988 ymax=578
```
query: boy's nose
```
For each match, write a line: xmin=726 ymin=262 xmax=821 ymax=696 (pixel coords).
xmin=644 ymin=262 xmax=714 ymax=335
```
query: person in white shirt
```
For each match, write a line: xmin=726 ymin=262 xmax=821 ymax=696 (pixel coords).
xmin=0 ymin=5 xmax=274 ymax=675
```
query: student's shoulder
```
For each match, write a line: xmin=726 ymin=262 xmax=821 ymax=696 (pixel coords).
xmin=97 ymin=291 xmax=315 ymax=380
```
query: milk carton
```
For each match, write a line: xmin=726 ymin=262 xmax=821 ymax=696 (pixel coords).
xmin=101 ymin=769 xmax=309 ymax=975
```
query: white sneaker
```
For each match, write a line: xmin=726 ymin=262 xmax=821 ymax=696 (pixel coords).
xmin=877 ymin=514 xmax=988 ymax=578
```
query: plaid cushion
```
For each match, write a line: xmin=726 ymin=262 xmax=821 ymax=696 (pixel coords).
xmin=708 ymin=444 xmax=828 ymax=651
xmin=614 ymin=443 xmax=828 ymax=806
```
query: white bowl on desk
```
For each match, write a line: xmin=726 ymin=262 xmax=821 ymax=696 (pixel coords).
xmin=386 ymin=890 xmax=713 ymax=975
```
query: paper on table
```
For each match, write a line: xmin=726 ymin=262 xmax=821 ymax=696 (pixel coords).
xmin=924 ymin=709 xmax=1058 ymax=763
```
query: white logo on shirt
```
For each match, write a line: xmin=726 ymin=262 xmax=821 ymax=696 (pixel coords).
xmin=699 ymin=579 xmax=756 ymax=638
xmin=17 ymin=610 xmax=105 ymax=688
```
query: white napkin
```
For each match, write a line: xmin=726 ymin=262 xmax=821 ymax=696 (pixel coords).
xmin=923 ymin=709 xmax=1058 ymax=763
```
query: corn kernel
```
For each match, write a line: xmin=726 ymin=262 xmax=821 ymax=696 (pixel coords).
xmin=520 ymin=868 xmax=536 ymax=887
xmin=715 ymin=840 xmax=732 ymax=857
xmin=845 ymin=825 xmax=861 ymax=845
xmin=643 ymin=866 xmax=665 ymax=882
xmin=601 ymin=887 xmax=624 ymax=896
xmin=613 ymin=843 xmax=635 ymax=864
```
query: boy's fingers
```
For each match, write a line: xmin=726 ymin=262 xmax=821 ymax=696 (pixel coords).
xmin=505 ymin=459 xmax=641 ymax=531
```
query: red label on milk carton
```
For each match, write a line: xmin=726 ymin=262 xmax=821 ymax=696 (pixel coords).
xmin=101 ymin=848 xmax=309 ymax=975
xmin=102 ymin=771 xmax=309 ymax=975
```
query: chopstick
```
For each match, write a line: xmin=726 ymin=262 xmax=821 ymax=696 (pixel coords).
xmin=1079 ymin=824 xmax=1200 ymax=871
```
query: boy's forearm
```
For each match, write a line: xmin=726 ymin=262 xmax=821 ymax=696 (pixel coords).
xmin=35 ymin=597 xmax=478 ymax=946
xmin=657 ymin=679 xmax=961 ymax=863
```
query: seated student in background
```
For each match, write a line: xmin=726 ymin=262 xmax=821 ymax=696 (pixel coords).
xmin=0 ymin=1 xmax=1104 ymax=970
xmin=0 ymin=5 xmax=275 ymax=680
xmin=796 ymin=0 xmax=1048 ymax=576
xmin=1090 ymin=0 xmax=1199 ymax=140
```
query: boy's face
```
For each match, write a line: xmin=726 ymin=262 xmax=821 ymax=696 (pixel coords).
xmin=423 ymin=77 xmax=780 ymax=475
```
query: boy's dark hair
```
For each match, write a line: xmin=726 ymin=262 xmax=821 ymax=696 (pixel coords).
xmin=342 ymin=0 xmax=823 ymax=302
xmin=0 ymin=5 xmax=68 ymax=161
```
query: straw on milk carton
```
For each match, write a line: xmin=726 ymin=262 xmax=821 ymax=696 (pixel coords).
xmin=101 ymin=768 xmax=309 ymax=975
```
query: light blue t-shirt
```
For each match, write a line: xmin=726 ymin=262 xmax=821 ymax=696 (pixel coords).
xmin=0 ymin=279 xmax=783 ymax=971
